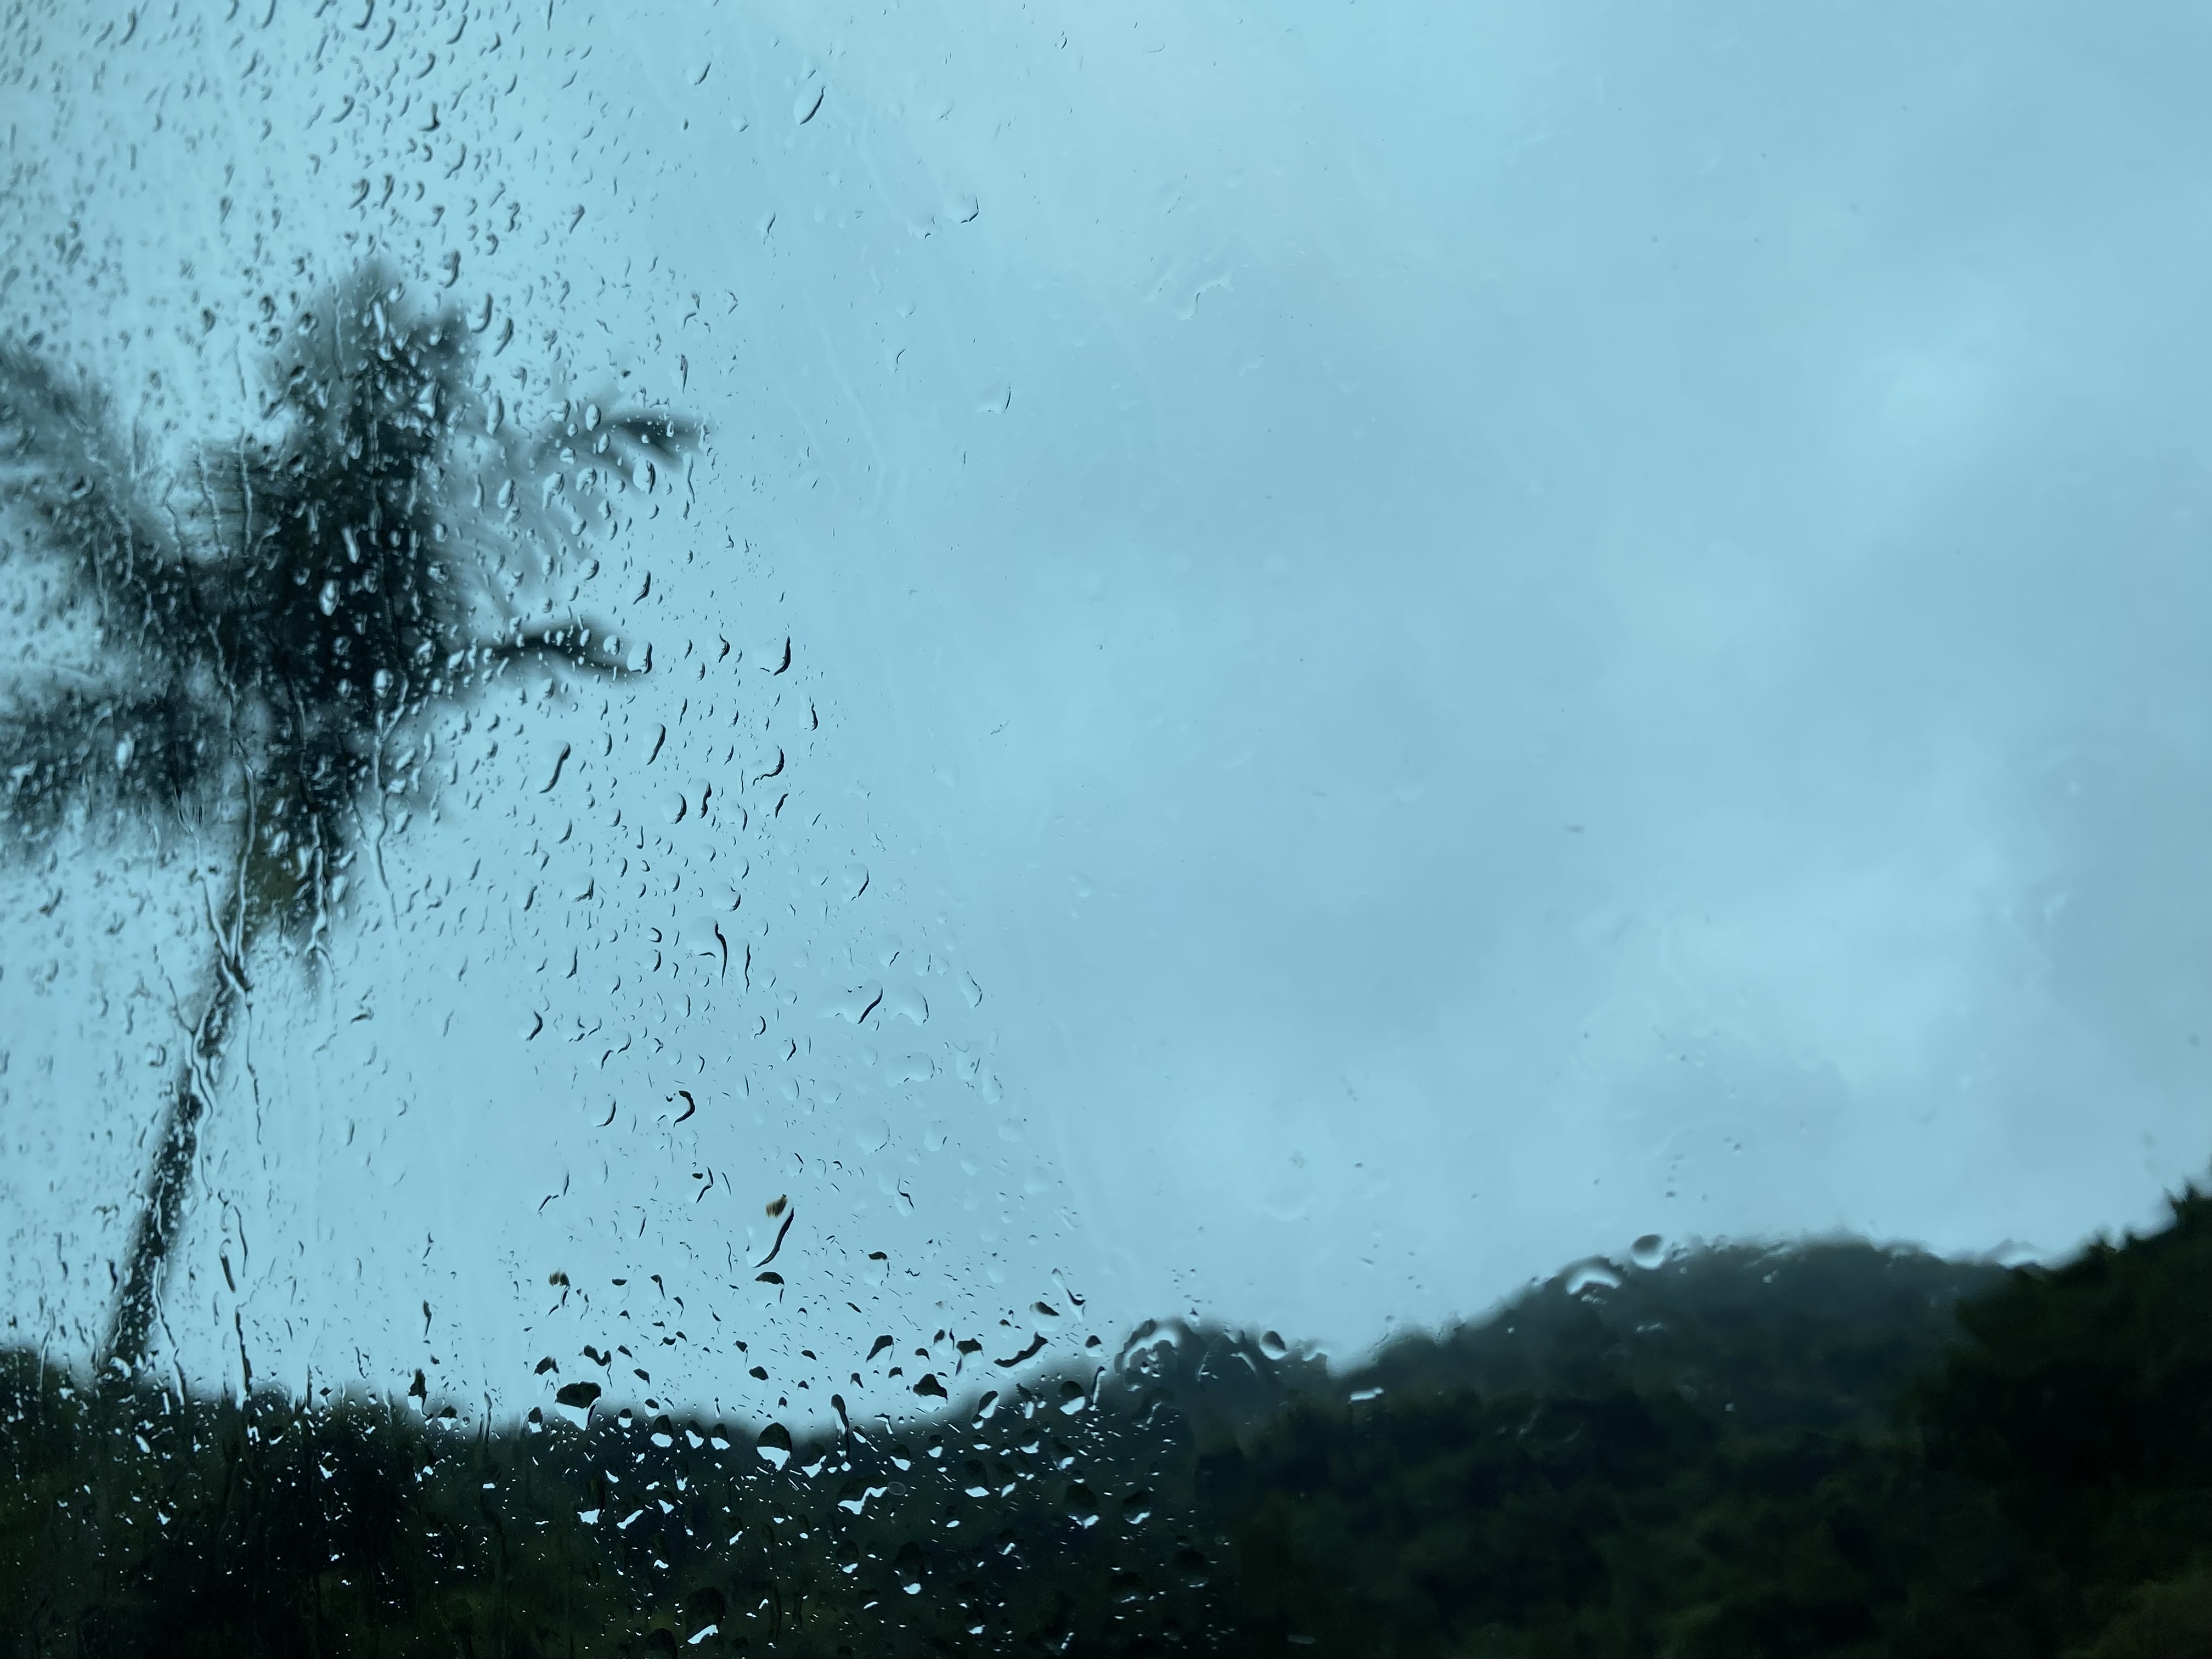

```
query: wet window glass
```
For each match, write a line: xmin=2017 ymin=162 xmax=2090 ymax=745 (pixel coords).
xmin=4 ymin=4 xmax=2208 ymax=1656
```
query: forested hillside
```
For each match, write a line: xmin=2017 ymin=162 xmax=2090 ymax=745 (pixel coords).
xmin=5 ymin=1191 xmax=2207 ymax=1658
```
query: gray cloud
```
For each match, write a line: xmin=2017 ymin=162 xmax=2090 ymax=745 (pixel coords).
xmin=2 ymin=0 xmax=2206 ymax=1392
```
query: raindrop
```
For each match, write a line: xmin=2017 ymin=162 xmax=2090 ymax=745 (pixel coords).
xmin=755 ymin=1422 xmax=793 ymax=1469
xmin=1630 ymin=1233 xmax=1668 ymax=1270
xmin=554 ymin=1380 xmax=600 ymax=1420
xmin=894 ymin=1539 xmax=924 ymax=1593
xmin=1259 ymin=1330 xmax=1289 ymax=1360
xmin=794 ymin=83 xmax=826 ymax=125
xmin=1565 ymin=1260 xmax=1622 ymax=1296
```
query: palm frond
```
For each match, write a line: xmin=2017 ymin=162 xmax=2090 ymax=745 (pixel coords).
xmin=488 ymin=394 xmax=702 ymax=560
xmin=0 ymin=678 xmax=215 ymax=845
xmin=498 ymin=619 xmax=641 ymax=676
xmin=601 ymin=409 xmax=704 ymax=468
xmin=0 ymin=343 xmax=194 ymax=646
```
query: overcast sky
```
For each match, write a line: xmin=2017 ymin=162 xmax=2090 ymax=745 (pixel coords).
xmin=2 ymin=0 xmax=2208 ymax=1419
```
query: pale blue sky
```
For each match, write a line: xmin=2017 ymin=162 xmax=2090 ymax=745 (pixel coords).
xmin=2 ymin=0 xmax=2208 ymax=1420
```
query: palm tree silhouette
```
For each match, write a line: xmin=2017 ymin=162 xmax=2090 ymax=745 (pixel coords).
xmin=0 ymin=260 xmax=696 ymax=1369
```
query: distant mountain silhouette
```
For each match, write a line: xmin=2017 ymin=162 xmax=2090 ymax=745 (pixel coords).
xmin=1102 ymin=1238 xmax=2005 ymax=1449
xmin=3 ymin=1197 xmax=2205 ymax=1657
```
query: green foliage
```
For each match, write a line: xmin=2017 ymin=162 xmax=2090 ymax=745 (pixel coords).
xmin=3 ymin=1188 xmax=2207 ymax=1657
xmin=1193 ymin=1193 xmax=2212 ymax=1659
xmin=0 ymin=1352 xmax=1222 ymax=1658
xmin=2064 ymin=1564 xmax=2212 ymax=1659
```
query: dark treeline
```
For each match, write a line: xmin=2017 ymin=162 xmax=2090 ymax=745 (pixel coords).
xmin=4 ymin=1189 xmax=2208 ymax=1658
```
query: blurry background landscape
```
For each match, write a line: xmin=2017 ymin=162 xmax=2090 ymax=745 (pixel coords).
xmin=2 ymin=0 xmax=2209 ymax=1652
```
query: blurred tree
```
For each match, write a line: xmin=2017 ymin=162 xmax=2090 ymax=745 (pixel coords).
xmin=0 ymin=259 xmax=695 ymax=1369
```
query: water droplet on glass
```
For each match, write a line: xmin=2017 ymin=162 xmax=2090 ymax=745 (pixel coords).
xmin=894 ymin=1540 xmax=924 ymax=1593
xmin=553 ymin=1380 xmax=601 ymax=1424
xmin=1630 ymin=1233 xmax=1668 ymax=1270
xmin=755 ymin=1422 xmax=793 ymax=1469
xmin=1565 ymin=1260 xmax=1622 ymax=1296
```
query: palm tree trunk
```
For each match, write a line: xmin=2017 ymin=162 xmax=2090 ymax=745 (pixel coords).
xmin=101 ymin=946 xmax=244 ymax=1370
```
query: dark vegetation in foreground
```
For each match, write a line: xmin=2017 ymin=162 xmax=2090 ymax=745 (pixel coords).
xmin=4 ymin=1192 xmax=2209 ymax=1658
